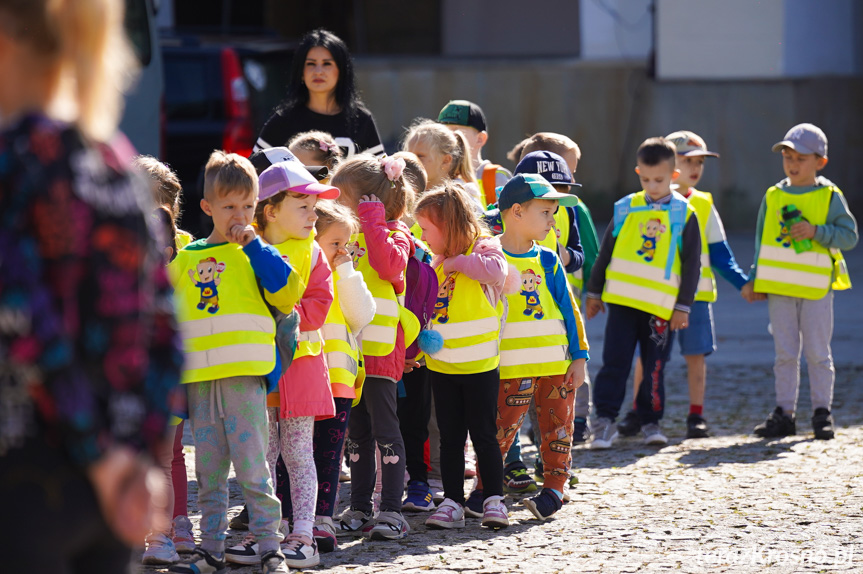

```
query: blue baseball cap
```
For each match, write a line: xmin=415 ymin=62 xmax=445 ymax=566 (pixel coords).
xmin=514 ymin=150 xmax=581 ymax=187
xmin=498 ymin=173 xmax=579 ymax=211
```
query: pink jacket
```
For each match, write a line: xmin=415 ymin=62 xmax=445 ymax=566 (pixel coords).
xmin=358 ymin=201 xmax=414 ymax=382
xmin=433 ymin=235 xmax=509 ymax=306
xmin=272 ymin=250 xmax=336 ymax=420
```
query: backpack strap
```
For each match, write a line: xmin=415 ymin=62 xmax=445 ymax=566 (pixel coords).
xmin=611 ymin=195 xmax=634 ymax=237
xmin=482 ymin=163 xmax=502 ymax=206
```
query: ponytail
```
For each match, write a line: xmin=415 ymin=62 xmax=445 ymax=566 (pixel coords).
xmin=450 ymin=130 xmax=477 ymax=185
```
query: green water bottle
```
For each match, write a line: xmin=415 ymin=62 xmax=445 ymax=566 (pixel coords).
xmin=781 ymin=204 xmax=812 ymax=254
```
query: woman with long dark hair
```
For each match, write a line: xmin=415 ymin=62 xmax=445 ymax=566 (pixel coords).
xmin=255 ymin=28 xmax=385 ymax=158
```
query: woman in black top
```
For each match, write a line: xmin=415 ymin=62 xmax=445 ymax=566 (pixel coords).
xmin=255 ymin=29 xmax=385 ymax=158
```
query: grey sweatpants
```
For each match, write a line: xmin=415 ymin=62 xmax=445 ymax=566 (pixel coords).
xmin=768 ymin=293 xmax=835 ymax=414
xmin=188 ymin=376 xmax=282 ymax=555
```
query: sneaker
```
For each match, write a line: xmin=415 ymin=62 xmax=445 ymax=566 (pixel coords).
xmin=365 ymin=510 xmax=410 ymax=540
xmin=172 ymin=516 xmax=196 ymax=554
xmin=589 ymin=417 xmax=618 ymax=450
xmin=313 ymin=516 xmax=338 ymax=553
xmin=812 ymin=408 xmax=835 ymax=440
xmin=642 ymin=422 xmax=668 ymax=445
xmin=754 ymin=406 xmax=796 ymax=438
xmin=402 ymin=480 xmax=436 ymax=512
xmin=572 ymin=417 xmax=589 ymax=443
xmin=568 ymin=473 xmax=578 ymax=488
xmin=428 ymin=478 xmax=445 ymax=504
xmin=225 ymin=520 xmax=289 ymax=565
xmin=617 ymin=410 xmax=641 ymax=437
xmin=280 ymin=533 xmax=320 ymax=568
xmin=261 ymin=549 xmax=289 ymax=574
xmin=464 ymin=489 xmax=484 ymax=518
xmin=142 ymin=532 xmax=180 ymax=565
xmin=481 ymin=495 xmax=509 ymax=529
xmin=686 ymin=414 xmax=710 ymax=439
xmin=503 ymin=461 xmax=538 ymax=494
xmin=425 ymin=498 xmax=466 ymax=529
xmin=523 ymin=488 xmax=563 ymax=521
xmin=532 ymin=461 xmax=544 ymax=484
xmin=229 ymin=506 xmax=249 ymax=530
xmin=169 ymin=548 xmax=226 ymax=574
xmin=337 ymin=508 xmax=373 ymax=537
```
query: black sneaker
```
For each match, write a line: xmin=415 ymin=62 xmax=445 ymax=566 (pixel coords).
xmin=229 ymin=506 xmax=249 ymax=530
xmin=686 ymin=414 xmax=710 ymax=439
xmin=812 ymin=408 xmax=835 ymax=440
xmin=617 ymin=410 xmax=641 ymax=437
xmin=503 ymin=461 xmax=538 ymax=494
xmin=754 ymin=407 xmax=796 ymax=438
xmin=169 ymin=548 xmax=226 ymax=574
xmin=572 ymin=417 xmax=589 ymax=443
xmin=464 ymin=489 xmax=484 ymax=518
xmin=532 ymin=460 xmax=544 ymax=484
xmin=523 ymin=488 xmax=563 ymax=521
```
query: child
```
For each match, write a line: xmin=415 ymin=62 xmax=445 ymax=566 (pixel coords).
xmin=312 ymin=200 xmax=376 ymax=551
xmin=414 ymin=183 xmax=511 ymax=530
xmin=168 ymin=151 xmax=302 ymax=574
xmin=226 ymin=159 xmax=341 ymax=569
xmin=584 ymin=137 xmax=702 ymax=449
xmin=744 ymin=123 xmax=858 ymax=440
xmin=288 ymin=130 xmax=344 ymax=172
xmin=622 ymin=131 xmax=749 ymax=440
xmin=332 ymin=155 xmax=416 ymax=540
xmin=133 ymin=156 xmax=196 ymax=564
xmin=403 ymin=118 xmax=483 ymax=207
xmin=437 ymin=99 xmax=512 ymax=201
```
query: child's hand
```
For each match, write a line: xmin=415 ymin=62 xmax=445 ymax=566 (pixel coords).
xmin=670 ymin=309 xmax=689 ymax=330
xmin=359 ymin=194 xmax=382 ymax=204
xmin=442 ymin=256 xmax=459 ymax=274
xmin=741 ymin=281 xmax=766 ymax=303
xmin=585 ymin=297 xmax=605 ymax=319
xmin=565 ymin=358 xmax=586 ymax=388
xmin=790 ymin=221 xmax=816 ymax=241
xmin=226 ymin=224 xmax=257 ymax=246
xmin=333 ymin=251 xmax=352 ymax=268
xmin=404 ymin=358 xmax=421 ymax=373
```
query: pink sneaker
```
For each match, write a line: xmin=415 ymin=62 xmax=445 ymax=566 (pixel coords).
xmin=481 ymin=495 xmax=509 ymax=529
xmin=425 ymin=499 xmax=465 ymax=529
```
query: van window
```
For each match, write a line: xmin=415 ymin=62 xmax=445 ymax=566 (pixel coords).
xmin=124 ymin=0 xmax=152 ymax=66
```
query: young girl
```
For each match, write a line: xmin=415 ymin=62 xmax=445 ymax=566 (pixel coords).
xmin=331 ymin=154 xmax=415 ymax=540
xmin=311 ymin=200 xmax=376 ymax=551
xmin=231 ymin=160 xmax=340 ymax=569
xmin=288 ymin=130 xmax=344 ymax=172
xmin=403 ymin=119 xmax=482 ymax=206
xmin=414 ymin=183 xmax=511 ymax=529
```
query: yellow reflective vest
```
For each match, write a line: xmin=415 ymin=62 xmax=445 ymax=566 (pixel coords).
xmin=321 ymin=268 xmax=363 ymax=396
xmin=537 ymin=205 xmax=585 ymax=293
xmin=602 ymin=191 xmax=695 ymax=320
xmin=271 ymin=234 xmax=323 ymax=360
xmin=686 ymin=190 xmax=718 ymax=303
xmin=425 ymin=241 xmax=502 ymax=375
xmin=351 ymin=231 xmax=402 ymax=357
xmin=500 ymin=248 xmax=570 ymax=379
xmin=754 ymin=185 xmax=850 ymax=299
xmin=169 ymin=242 xmax=276 ymax=384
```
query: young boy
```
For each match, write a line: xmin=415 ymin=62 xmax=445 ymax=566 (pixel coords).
xmin=744 ymin=123 xmax=857 ymax=440
xmin=621 ymin=131 xmax=749 ymax=439
xmin=437 ymin=99 xmax=511 ymax=203
xmin=168 ymin=151 xmax=303 ymax=574
xmin=585 ymin=137 xmax=702 ymax=449
xmin=474 ymin=173 xmax=589 ymax=521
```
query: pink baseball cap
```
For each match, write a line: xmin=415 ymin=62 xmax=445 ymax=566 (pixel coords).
xmin=258 ymin=160 xmax=340 ymax=201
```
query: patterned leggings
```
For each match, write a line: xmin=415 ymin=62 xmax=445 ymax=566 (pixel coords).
xmin=267 ymin=409 xmax=316 ymax=530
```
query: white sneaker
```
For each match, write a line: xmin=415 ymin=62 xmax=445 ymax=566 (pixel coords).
xmin=481 ymin=495 xmax=509 ymax=529
xmin=642 ymin=423 xmax=668 ymax=445
xmin=225 ymin=519 xmax=289 ymax=565
xmin=142 ymin=532 xmax=180 ymax=565
xmin=589 ymin=417 xmax=618 ymax=450
xmin=172 ymin=515 xmax=196 ymax=553
xmin=425 ymin=499 xmax=465 ymax=529
xmin=280 ymin=532 xmax=320 ymax=568
xmin=337 ymin=508 xmax=373 ymax=537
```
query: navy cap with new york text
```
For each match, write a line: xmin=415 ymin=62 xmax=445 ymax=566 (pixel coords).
xmin=514 ymin=150 xmax=581 ymax=187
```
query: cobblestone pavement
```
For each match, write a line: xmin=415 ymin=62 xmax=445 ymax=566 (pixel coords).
xmin=139 ymin=235 xmax=863 ymax=573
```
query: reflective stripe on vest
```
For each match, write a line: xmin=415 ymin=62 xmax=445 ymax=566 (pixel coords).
xmin=272 ymin=235 xmax=322 ymax=359
xmin=321 ymin=279 xmax=361 ymax=389
xmin=169 ymin=242 xmax=276 ymax=383
xmin=754 ymin=186 xmax=835 ymax=300
xmin=688 ymin=190 xmax=718 ymax=302
xmin=500 ymin=247 xmax=571 ymax=378
xmin=601 ymin=191 xmax=692 ymax=320
xmin=352 ymin=231 xmax=402 ymax=357
xmin=426 ymin=240 xmax=501 ymax=375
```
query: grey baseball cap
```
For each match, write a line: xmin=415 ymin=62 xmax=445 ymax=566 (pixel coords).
xmin=772 ymin=123 xmax=828 ymax=157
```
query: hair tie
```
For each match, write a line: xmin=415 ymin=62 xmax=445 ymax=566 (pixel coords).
xmin=380 ymin=155 xmax=406 ymax=187
xmin=319 ymin=140 xmax=333 ymax=152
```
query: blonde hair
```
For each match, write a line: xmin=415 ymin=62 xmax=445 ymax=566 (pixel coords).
xmin=134 ymin=155 xmax=183 ymax=219
xmin=518 ymin=132 xmax=582 ymax=163
xmin=392 ymin=151 xmax=428 ymax=195
xmin=203 ymin=150 xmax=258 ymax=201
xmin=414 ymin=182 xmax=485 ymax=258
xmin=288 ymin=130 xmax=344 ymax=170
xmin=0 ymin=0 xmax=137 ymax=142
xmin=331 ymin=154 xmax=415 ymax=221
xmin=403 ymin=119 xmax=477 ymax=185
xmin=315 ymin=199 xmax=359 ymax=237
